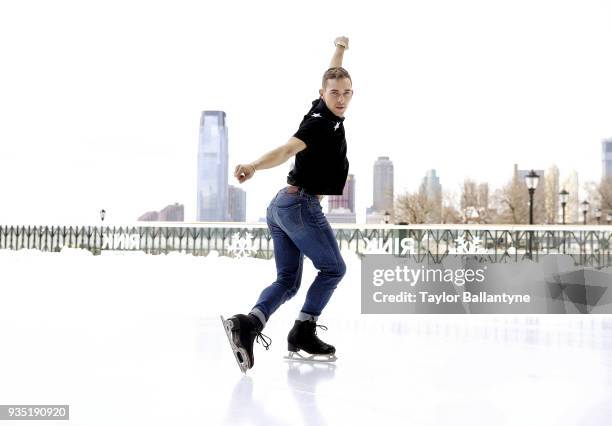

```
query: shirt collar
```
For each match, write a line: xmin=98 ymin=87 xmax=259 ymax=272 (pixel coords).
xmin=311 ymin=97 xmax=345 ymax=122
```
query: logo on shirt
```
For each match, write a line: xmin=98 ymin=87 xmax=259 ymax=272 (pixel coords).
xmin=311 ymin=112 xmax=341 ymax=131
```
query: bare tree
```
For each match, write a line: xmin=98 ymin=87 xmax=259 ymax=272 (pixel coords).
xmin=460 ymin=179 xmax=492 ymax=223
xmin=492 ymin=177 xmax=529 ymax=224
xmin=579 ymin=178 xmax=612 ymax=224
xmin=441 ymin=190 xmax=461 ymax=224
xmin=460 ymin=179 xmax=479 ymax=211
xmin=544 ymin=165 xmax=560 ymax=224
xmin=585 ymin=178 xmax=612 ymax=213
xmin=395 ymin=191 xmax=436 ymax=224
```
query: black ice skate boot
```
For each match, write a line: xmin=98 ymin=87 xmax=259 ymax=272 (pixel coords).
xmin=286 ymin=319 xmax=337 ymax=362
xmin=221 ymin=313 xmax=271 ymax=373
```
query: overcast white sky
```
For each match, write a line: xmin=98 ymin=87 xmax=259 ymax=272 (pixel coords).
xmin=1 ymin=0 xmax=611 ymax=225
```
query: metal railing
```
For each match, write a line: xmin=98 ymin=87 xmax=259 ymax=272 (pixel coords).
xmin=1 ymin=223 xmax=611 ymax=268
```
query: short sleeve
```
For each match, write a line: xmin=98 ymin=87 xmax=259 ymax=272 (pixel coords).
xmin=292 ymin=117 xmax=323 ymax=147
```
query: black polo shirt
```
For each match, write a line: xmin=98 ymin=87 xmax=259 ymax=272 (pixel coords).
xmin=287 ymin=97 xmax=349 ymax=195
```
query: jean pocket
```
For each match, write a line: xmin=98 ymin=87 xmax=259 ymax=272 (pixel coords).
xmin=275 ymin=193 xmax=302 ymax=208
xmin=275 ymin=203 xmax=304 ymax=232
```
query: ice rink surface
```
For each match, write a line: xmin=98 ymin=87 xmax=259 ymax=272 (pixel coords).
xmin=1 ymin=248 xmax=611 ymax=425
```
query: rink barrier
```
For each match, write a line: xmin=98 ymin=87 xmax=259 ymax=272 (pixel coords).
xmin=0 ymin=223 xmax=611 ymax=268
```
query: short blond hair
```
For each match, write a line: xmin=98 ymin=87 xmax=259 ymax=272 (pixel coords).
xmin=322 ymin=67 xmax=352 ymax=89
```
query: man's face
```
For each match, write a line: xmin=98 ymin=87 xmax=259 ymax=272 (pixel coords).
xmin=319 ymin=77 xmax=353 ymax=118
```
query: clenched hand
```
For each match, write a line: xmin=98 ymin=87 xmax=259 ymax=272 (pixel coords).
xmin=234 ymin=164 xmax=256 ymax=184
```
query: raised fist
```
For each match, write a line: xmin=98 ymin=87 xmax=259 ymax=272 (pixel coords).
xmin=234 ymin=164 xmax=256 ymax=184
xmin=334 ymin=36 xmax=349 ymax=49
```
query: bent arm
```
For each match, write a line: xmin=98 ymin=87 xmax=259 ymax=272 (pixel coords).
xmin=329 ymin=45 xmax=346 ymax=68
xmin=250 ymin=137 xmax=306 ymax=171
xmin=329 ymin=36 xmax=348 ymax=68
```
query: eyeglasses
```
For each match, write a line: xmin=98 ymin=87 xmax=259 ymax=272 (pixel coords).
xmin=327 ymin=90 xmax=353 ymax=99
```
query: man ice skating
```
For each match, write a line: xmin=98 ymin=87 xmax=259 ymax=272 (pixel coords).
xmin=221 ymin=36 xmax=353 ymax=373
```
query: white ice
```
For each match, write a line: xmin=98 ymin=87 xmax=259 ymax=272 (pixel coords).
xmin=0 ymin=247 xmax=611 ymax=426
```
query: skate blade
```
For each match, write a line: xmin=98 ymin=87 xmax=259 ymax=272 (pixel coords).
xmin=283 ymin=351 xmax=337 ymax=363
xmin=220 ymin=315 xmax=250 ymax=374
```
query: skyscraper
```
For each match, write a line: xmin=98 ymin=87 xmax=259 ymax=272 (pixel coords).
xmin=419 ymin=169 xmax=441 ymax=198
xmin=197 ymin=111 xmax=229 ymax=221
xmin=515 ymin=167 xmax=545 ymax=185
xmin=328 ymin=174 xmax=355 ymax=213
xmin=327 ymin=174 xmax=356 ymax=223
xmin=419 ymin=169 xmax=442 ymax=222
xmin=372 ymin=156 xmax=394 ymax=213
xmin=602 ymin=138 xmax=612 ymax=179
xmin=228 ymin=185 xmax=247 ymax=222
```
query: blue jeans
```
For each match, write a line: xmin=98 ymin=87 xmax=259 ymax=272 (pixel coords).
xmin=252 ymin=187 xmax=347 ymax=323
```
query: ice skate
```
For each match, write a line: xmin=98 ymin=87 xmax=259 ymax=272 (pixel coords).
xmin=221 ymin=314 xmax=271 ymax=373
xmin=284 ymin=319 xmax=337 ymax=363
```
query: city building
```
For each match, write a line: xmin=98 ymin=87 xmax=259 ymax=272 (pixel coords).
xmin=365 ymin=208 xmax=387 ymax=224
xmin=602 ymin=138 xmax=612 ymax=179
xmin=138 ymin=203 xmax=184 ymax=222
xmin=138 ymin=211 xmax=159 ymax=221
xmin=328 ymin=174 xmax=355 ymax=213
xmin=159 ymin=203 xmax=184 ymax=221
xmin=419 ymin=169 xmax=442 ymax=222
xmin=326 ymin=207 xmax=356 ymax=224
xmin=197 ymin=111 xmax=229 ymax=221
xmin=228 ymin=185 xmax=247 ymax=222
xmin=367 ymin=156 xmax=394 ymax=222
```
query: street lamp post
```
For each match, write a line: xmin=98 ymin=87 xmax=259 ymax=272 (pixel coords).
xmin=558 ymin=189 xmax=569 ymax=254
xmin=581 ymin=201 xmax=590 ymax=225
xmin=594 ymin=208 xmax=603 ymax=265
xmin=579 ymin=201 xmax=590 ymax=266
xmin=559 ymin=189 xmax=569 ymax=225
xmin=99 ymin=209 xmax=106 ymax=253
xmin=525 ymin=170 xmax=539 ymax=259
